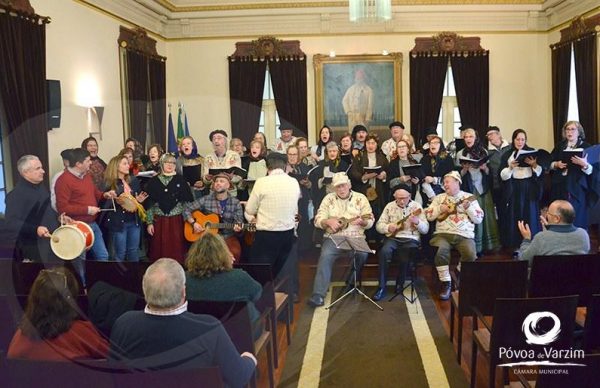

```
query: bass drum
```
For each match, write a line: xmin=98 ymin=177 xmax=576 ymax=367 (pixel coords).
xmin=50 ymin=221 xmax=95 ymax=260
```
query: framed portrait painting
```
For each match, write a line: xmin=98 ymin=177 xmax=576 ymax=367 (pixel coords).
xmin=313 ymin=53 xmax=402 ymax=142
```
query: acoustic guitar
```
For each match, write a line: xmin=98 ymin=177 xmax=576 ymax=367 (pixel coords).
xmin=437 ymin=195 xmax=477 ymax=222
xmin=325 ymin=214 xmax=373 ymax=234
xmin=385 ymin=208 xmax=422 ymax=237
xmin=184 ymin=210 xmax=256 ymax=242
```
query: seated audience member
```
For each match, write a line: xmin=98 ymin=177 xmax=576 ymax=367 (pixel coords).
xmin=425 ymin=171 xmax=484 ymax=300
xmin=183 ymin=173 xmax=244 ymax=260
xmin=8 ymin=267 xmax=109 ymax=360
xmin=185 ymin=233 xmax=262 ymax=332
xmin=109 ymin=258 xmax=256 ymax=387
xmin=373 ymin=184 xmax=428 ymax=301
xmin=307 ymin=172 xmax=374 ymax=307
xmin=516 ymin=200 xmax=590 ymax=266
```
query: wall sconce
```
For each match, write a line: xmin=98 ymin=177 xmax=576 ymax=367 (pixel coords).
xmin=87 ymin=106 xmax=104 ymax=139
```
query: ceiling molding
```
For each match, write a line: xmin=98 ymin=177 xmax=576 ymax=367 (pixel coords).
xmin=80 ymin=0 xmax=599 ymax=40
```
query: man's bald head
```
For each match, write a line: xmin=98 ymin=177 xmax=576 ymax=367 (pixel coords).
xmin=549 ymin=200 xmax=575 ymax=224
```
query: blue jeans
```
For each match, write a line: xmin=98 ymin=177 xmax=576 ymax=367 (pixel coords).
xmin=111 ymin=221 xmax=141 ymax=262
xmin=73 ymin=222 xmax=109 ymax=286
xmin=311 ymin=238 xmax=369 ymax=297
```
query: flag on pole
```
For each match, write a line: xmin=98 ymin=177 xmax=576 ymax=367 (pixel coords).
xmin=176 ymin=103 xmax=185 ymax=143
xmin=167 ymin=105 xmax=178 ymax=154
xmin=183 ymin=108 xmax=190 ymax=138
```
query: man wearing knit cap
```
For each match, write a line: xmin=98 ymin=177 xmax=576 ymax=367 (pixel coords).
xmin=381 ymin=121 xmax=406 ymax=161
xmin=425 ymin=170 xmax=484 ymax=300
xmin=202 ymin=129 xmax=242 ymax=196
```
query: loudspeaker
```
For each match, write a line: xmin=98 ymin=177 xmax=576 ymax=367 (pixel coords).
xmin=47 ymin=79 xmax=61 ymax=128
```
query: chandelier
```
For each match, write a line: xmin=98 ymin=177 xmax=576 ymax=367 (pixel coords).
xmin=349 ymin=0 xmax=392 ymax=23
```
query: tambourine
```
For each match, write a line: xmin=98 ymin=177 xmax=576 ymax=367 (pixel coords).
xmin=116 ymin=193 xmax=147 ymax=221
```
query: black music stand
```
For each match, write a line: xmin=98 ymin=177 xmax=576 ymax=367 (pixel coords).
xmin=389 ymin=246 xmax=419 ymax=304
xmin=325 ymin=235 xmax=383 ymax=311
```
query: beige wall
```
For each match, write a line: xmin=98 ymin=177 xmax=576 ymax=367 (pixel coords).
xmin=30 ymin=0 xmax=566 ymax=174
xmin=31 ymin=0 xmax=166 ymax=175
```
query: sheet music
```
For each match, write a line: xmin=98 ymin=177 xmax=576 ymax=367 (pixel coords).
xmin=329 ymin=235 xmax=375 ymax=254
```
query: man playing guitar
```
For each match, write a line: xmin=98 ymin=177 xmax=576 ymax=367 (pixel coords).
xmin=183 ymin=173 xmax=244 ymax=260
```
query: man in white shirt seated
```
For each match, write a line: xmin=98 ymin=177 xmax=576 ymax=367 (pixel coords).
xmin=372 ymin=184 xmax=428 ymax=301
xmin=425 ymin=171 xmax=484 ymax=301
xmin=307 ymin=172 xmax=374 ymax=307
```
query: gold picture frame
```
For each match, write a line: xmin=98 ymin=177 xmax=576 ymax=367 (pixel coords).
xmin=313 ymin=53 xmax=403 ymax=142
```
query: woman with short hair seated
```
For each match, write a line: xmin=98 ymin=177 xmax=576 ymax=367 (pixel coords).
xmin=8 ymin=267 xmax=109 ymax=360
xmin=185 ymin=233 xmax=263 ymax=333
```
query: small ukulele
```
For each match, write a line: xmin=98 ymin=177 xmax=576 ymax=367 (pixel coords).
xmin=385 ymin=208 xmax=422 ymax=237
xmin=184 ymin=210 xmax=256 ymax=242
xmin=437 ymin=195 xmax=477 ymax=222
xmin=325 ymin=214 xmax=373 ymax=234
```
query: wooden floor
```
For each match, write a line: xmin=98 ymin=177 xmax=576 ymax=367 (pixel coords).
xmin=257 ymin=227 xmax=600 ymax=388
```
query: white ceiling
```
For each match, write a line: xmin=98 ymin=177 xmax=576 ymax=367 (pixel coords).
xmin=85 ymin=0 xmax=598 ymax=39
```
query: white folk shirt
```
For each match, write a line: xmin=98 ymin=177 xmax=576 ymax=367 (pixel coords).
xmin=425 ymin=191 xmax=484 ymax=239
xmin=314 ymin=191 xmax=374 ymax=238
xmin=376 ymin=200 xmax=429 ymax=241
xmin=244 ymin=169 xmax=300 ymax=231
xmin=274 ymin=137 xmax=297 ymax=154
xmin=381 ymin=137 xmax=400 ymax=161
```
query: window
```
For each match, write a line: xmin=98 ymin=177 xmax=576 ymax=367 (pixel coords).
xmin=566 ymin=46 xmax=579 ymax=122
xmin=436 ymin=65 xmax=462 ymax=143
xmin=259 ymin=66 xmax=281 ymax=146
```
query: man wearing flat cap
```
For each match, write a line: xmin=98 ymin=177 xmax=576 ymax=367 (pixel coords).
xmin=372 ymin=184 xmax=428 ymax=301
xmin=183 ymin=173 xmax=244 ymax=260
xmin=381 ymin=121 xmax=406 ymax=161
xmin=351 ymin=125 xmax=368 ymax=157
xmin=307 ymin=172 xmax=374 ymax=307
xmin=425 ymin=171 xmax=484 ymax=300
xmin=202 ymin=129 xmax=242 ymax=196
xmin=245 ymin=152 xmax=300 ymax=277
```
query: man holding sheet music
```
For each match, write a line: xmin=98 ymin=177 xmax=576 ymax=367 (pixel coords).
xmin=372 ymin=184 xmax=428 ymax=301
xmin=307 ymin=172 xmax=374 ymax=307
xmin=202 ymin=130 xmax=243 ymax=196
xmin=549 ymin=120 xmax=595 ymax=228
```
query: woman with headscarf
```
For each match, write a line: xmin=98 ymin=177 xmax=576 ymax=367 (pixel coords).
xmin=499 ymin=129 xmax=544 ymax=248
xmin=145 ymin=153 xmax=194 ymax=263
xmin=420 ymin=135 xmax=454 ymax=204
xmin=458 ymin=128 xmax=500 ymax=253
xmin=176 ymin=136 xmax=205 ymax=199
xmin=311 ymin=125 xmax=333 ymax=163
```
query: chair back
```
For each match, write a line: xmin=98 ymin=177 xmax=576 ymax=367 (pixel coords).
xmin=234 ymin=263 xmax=274 ymax=314
xmin=112 ymin=366 xmax=224 ymax=388
xmin=0 ymin=295 xmax=23 ymax=352
xmin=15 ymin=262 xmax=83 ymax=294
xmin=489 ymin=295 xmax=578 ymax=366
xmin=583 ymin=294 xmax=600 ymax=353
xmin=187 ymin=300 xmax=253 ymax=354
xmin=535 ymin=352 xmax=600 ymax=388
xmin=529 ymin=254 xmax=600 ymax=306
xmin=85 ymin=261 xmax=150 ymax=295
xmin=15 ymin=294 xmax=89 ymax=318
xmin=458 ymin=260 xmax=528 ymax=316
xmin=5 ymin=358 xmax=115 ymax=388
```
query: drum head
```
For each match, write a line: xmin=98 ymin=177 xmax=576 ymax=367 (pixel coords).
xmin=50 ymin=225 xmax=86 ymax=261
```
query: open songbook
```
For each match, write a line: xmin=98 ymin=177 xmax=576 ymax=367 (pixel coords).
xmin=363 ymin=165 xmax=383 ymax=174
xmin=514 ymin=149 xmax=538 ymax=167
xmin=560 ymin=148 xmax=584 ymax=165
xmin=458 ymin=154 xmax=490 ymax=167
xmin=401 ymin=164 xmax=425 ymax=180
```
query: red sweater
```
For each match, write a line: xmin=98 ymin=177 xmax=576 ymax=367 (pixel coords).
xmin=7 ymin=320 xmax=109 ymax=361
xmin=55 ymin=170 xmax=103 ymax=223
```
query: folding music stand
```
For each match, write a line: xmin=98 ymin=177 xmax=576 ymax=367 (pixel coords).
xmin=325 ymin=235 xmax=383 ymax=311
xmin=389 ymin=246 xmax=419 ymax=304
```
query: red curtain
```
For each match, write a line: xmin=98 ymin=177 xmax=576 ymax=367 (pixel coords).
xmin=0 ymin=12 xmax=49 ymax=187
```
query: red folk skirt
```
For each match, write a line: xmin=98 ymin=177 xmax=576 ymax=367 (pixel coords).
xmin=148 ymin=215 xmax=188 ymax=264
